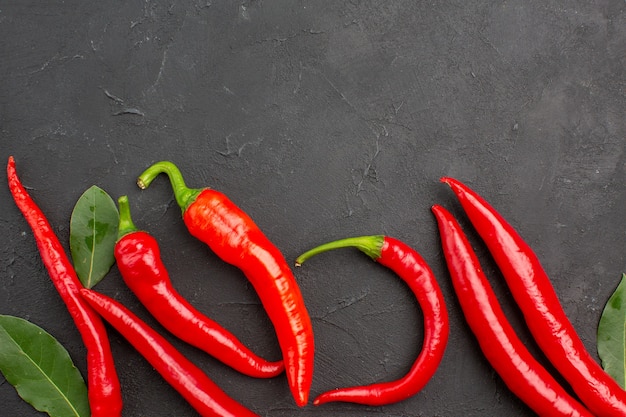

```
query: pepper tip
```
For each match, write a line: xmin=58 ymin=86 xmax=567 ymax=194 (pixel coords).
xmin=431 ymin=204 xmax=449 ymax=220
xmin=296 ymin=395 xmax=309 ymax=408
xmin=440 ymin=177 xmax=466 ymax=195
xmin=312 ymin=393 xmax=329 ymax=406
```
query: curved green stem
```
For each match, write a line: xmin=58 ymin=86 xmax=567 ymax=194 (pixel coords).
xmin=136 ymin=161 xmax=203 ymax=213
xmin=117 ymin=196 xmax=138 ymax=239
xmin=295 ymin=235 xmax=384 ymax=266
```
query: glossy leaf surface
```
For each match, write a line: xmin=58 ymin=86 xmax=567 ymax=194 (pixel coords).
xmin=70 ymin=185 xmax=119 ymax=288
xmin=0 ymin=315 xmax=89 ymax=417
xmin=598 ymin=273 xmax=626 ymax=389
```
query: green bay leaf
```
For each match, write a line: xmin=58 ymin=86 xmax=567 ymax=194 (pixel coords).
xmin=0 ymin=315 xmax=89 ymax=417
xmin=597 ymin=273 xmax=626 ymax=388
xmin=70 ymin=185 xmax=119 ymax=288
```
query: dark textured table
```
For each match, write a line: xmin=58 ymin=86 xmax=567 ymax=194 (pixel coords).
xmin=1 ymin=1 xmax=624 ymax=416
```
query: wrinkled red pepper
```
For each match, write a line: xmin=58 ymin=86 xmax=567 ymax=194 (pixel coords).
xmin=7 ymin=156 xmax=123 ymax=417
xmin=137 ymin=161 xmax=314 ymax=407
xmin=80 ymin=288 xmax=260 ymax=417
xmin=296 ymin=235 xmax=449 ymax=406
xmin=114 ymin=195 xmax=284 ymax=378
xmin=442 ymin=177 xmax=626 ymax=416
xmin=432 ymin=204 xmax=593 ymax=416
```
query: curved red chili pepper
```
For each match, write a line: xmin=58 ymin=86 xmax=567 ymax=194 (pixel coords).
xmin=432 ymin=205 xmax=593 ymax=416
xmin=441 ymin=177 xmax=626 ymax=416
xmin=80 ymin=288 xmax=260 ymax=417
xmin=114 ymin=195 xmax=284 ymax=378
xmin=136 ymin=161 xmax=314 ymax=407
xmin=6 ymin=156 xmax=123 ymax=417
xmin=295 ymin=235 xmax=449 ymax=406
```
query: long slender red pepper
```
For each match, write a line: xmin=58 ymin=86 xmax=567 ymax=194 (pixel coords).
xmin=442 ymin=176 xmax=626 ymax=416
xmin=6 ymin=156 xmax=123 ymax=417
xmin=79 ymin=288 xmax=260 ymax=417
xmin=432 ymin=205 xmax=593 ymax=417
xmin=137 ymin=161 xmax=314 ymax=406
xmin=295 ymin=235 xmax=449 ymax=406
xmin=114 ymin=195 xmax=284 ymax=378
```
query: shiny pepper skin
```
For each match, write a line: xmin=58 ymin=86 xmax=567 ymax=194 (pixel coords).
xmin=296 ymin=235 xmax=449 ymax=406
xmin=80 ymin=288 xmax=260 ymax=417
xmin=433 ymin=204 xmax=593 ymax=417
xmin=442 ymin=177 xmax=626 ymax=416
xmin=7 ymin=156 xmax=123 ymax=417
xmin=114 ymin=195 xmax=284 ymax=378
xmin=137 ymin=161 xmax=314 ymax=407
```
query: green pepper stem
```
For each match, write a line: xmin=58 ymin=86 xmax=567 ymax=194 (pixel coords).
xmin=117 ymin=196 xmax=138 ymax=239
xmin=295 ymin=235 xmax=385 ymax=266
xmin=136 ymin=161 xmax=203 ymax=213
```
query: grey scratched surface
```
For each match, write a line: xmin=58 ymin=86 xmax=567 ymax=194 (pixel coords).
xmin=1 ymin=1 xmax=625 ymax=416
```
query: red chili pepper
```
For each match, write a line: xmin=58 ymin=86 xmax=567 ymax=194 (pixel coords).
xmin=6 ymin=156 xmax=122 ymax=417
xmin=295 ymin=235 xmax=449 ymax=406
xmin=136 ymin=161 xmax=314 ymax=407
xmin=441 ymin=177 xmax=626 ymax=416
xmin=114 ymin=195 xmax=284 ymax=378
xmin=79 ymin=288 xmax=260 ymax=417
xmin=432 ymin=205 xmax=593 ymax=416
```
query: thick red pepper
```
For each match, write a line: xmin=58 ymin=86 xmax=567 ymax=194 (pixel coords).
xmin=80 ymin=288 xmax=260 ymax=417
xmin=432 ymin=205 xmax=593 ymax=416
xmin=114 ymin=195 xmax=284 ymax=378
xmin=137 ymin=161 xmax=314 ymax=407
xmin=6 ymin=156 xmax=123 ymax=417
xmin=442 ymin=177 xmax=626 ymax=416
xmin=295 ymin=235 xmax=449 ymax=406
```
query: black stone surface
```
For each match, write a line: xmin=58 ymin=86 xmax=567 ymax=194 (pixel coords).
xmin=1 ymin=1 xmax=624 ymax=416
